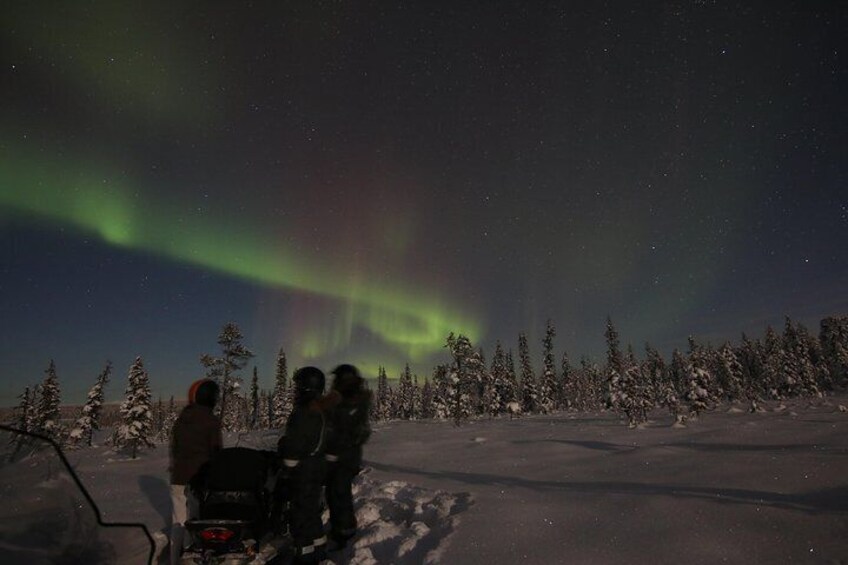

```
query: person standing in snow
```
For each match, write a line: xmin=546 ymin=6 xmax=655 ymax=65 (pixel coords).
xmin=278 ymin=366 xmax=332 ymax=563
xmin=325 ymin=364 xmax=372 ymax=550
xmin=169 ymin=379 xmax=222 ymax=564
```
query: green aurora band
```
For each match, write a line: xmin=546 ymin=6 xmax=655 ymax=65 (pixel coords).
xmin=0 ymin=149 xmax=481 ymax=359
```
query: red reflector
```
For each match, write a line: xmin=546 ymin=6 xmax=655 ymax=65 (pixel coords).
xmin=200 ymin=528 xmax=235 ymax=542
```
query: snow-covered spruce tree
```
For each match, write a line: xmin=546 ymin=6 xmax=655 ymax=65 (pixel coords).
xmin=430 ymin=365 xmax=450 ymax=419
xmin=668 ymin=349 xmax=687 ymax=396
xmin=392 ymin=384 xmax=405 ymax=420
xmin=619 ymin=364 xmax=651 ymax=427
xmin=779 ymin=318 xmax=803 ymax=398
xmin=517 ymin=333 xmax=538 ymax=414
xmin=226 ymin=377 xmax=248 ymax=432
xmin=258 ymin=390 xmax=271 ymax=429
xmin=420 ymin=377 xmax=434 ymax=419
xmin=645 ymin=346 xmax=682 ymax=422
xmin=445 ymin=333 xmax=480 ymax=425
xmin=153 ymin=396 xmax=167 ymax=443
xmin=114 ymin=357 xmax=154 ymax=458
xmin=373 ymin=366 xmax=391 ymax=421
xmin=398 ymin=364 xmax=415 ymax=420
xmin=760 ymin=326 xmax=783 ymax=399
xmin=736 ymin=334 xmax=765 ymax=409
xmin=819 ymin=316 xmax=848 ymax=387
xmin=28 ymin=385 xmax=42 ymax=432
xmin=631 ymin=347 xmax=655 ymax=420
xmin=384 ymin=367 xmax=395 ymax=420
xmin=249 ymin=366 xmax=260 ymax=429
xmin=795 ymin=322 xmax=833 ymax=396
xmin=580 ymin=357 xmax=605 ymax=411
xmin=13 ymin=386 xmax=34 ymax=432
xmin=685 ymin=365 xmax=713 ymax=418
xmin=153 ymin=397 xmax=164 ymax=437
xmin=411 ymin=373 xmax=421 ymax=419
xmin=608 ymin=366 xmax=628 ymax=424
xmin=714 ymin=343 xmax=745 ymax=403
xmin=201 ymin=322 xmax=254 ymax=432
xmin=663 ymin=349 xmax=689 ymax=421
xmin=685 ymin=338 xmax=718 ymax=418
xmin=35 ymin=360 xmax=62 ymax=440
xmin=156 ymin=396 xmax=178 ymax=443
xmin=467 ymin=350 xmax=482 ymax=416
xmin=9 ymin=386 xmax=36 ymax=454
xmin=486 ymin=342 xmax=508 ymax=417
xmin=835 ymin=342 xmax=848 ymax=386
xmin=797 ymin=322 xmax=832 ymax=391
xmin=267 ymin=388 xmax=276 ymax=427
xmin=642 ymin=344 xmax=666 ymax=407
xmin=570 ymin=358 xmax=589 ymax=412
xmin=559 ymin=350 xmax=573 ymax=411
xmin=747 ymin=338 xmax=768 ymax=400
xmin=504 ymin=349 xmax=521 ymax=415
xmin=704 ymin=344 xmax=724 ymax=400
xmin=383 ymin=375 xmax=397 ymax=420
xmin=271 ymin=348 xmax=289 ymax=428
xmin=626 ymin=344 xmax=638 ymax=367
xmin=237 ymin=392 xmax=251 ymax=431
xmin=608 ymin=341 xmax=651 ymax=428
xmin=381 ymin=382 xmax=395 ymax=420
xmin=781 ymin=317 xmax=820 ymax=398
xmin=538 ymin=320 xmax=558 ymax=414
xmin=604 ymin=317 xmax=625 ymax=411
xmin=68 ymin=361 xmax=112 ymax=447
xmin=468 ymin=347 xmax=487 ymax=416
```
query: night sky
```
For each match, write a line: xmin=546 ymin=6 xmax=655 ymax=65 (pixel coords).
xmin=1 ymin=2 xmax=846 ymax=405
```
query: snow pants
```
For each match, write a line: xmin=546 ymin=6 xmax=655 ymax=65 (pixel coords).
xmin=325 ymin=460 xmax=358 ymax=540
xmin=288 ymin=465 xmax=327 ymax=561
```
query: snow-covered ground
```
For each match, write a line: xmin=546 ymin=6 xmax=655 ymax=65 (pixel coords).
xmin=6 ymin=396 xmax=847 ymax=564
xmin=368 ymin=401 xmax=848 ymax=564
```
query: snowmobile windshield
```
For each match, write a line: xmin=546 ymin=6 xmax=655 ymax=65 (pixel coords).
xmin=0 ymin=425 xmax=155 ymax=565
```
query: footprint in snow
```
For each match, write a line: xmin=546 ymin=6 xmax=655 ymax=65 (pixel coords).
xmin=323 ymin=469 xmax=472 ymax=564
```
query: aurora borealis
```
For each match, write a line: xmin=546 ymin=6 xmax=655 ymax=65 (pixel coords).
xmin=1 ymin=2 xmax=846 ymax=404
xmin=0 ymin=146 xmax=480 ymax=357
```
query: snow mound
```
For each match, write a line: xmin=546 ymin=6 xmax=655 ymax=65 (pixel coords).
xmin=326 ymin=469 xmax=472 ymax=564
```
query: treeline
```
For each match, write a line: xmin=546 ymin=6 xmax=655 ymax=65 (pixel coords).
xmin=7 ymin=315 xmax=848 ymax=458
xmin=9 ymin=357 xmax=159 ymax=457
xmin=369 ymin=315 xmax=848 ymax=427
xmin=6 ymin=322 xmax=298 ymax=457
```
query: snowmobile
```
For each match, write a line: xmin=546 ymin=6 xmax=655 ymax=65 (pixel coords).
xmin=182 ymin=447 xmax=290 ymax=565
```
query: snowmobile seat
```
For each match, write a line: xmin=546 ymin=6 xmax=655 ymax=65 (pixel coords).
xmin=193 ymin=447 xmax=276 ymax=522
xmin=201 ymin=490 xmax=264 ymax=521
xmin=204 ymin=447 xmax=271 ymax=492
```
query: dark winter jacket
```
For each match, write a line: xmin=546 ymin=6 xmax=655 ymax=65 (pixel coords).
xmin=279 ymin=399 xmax=328 ymax=472
xmin=169 ymin=403 xmax=223 ymax=485
xmin=325 ymin=390 xmax=372 ymax=470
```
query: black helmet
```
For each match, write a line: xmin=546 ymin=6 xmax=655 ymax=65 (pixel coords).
xmin=293 ymin=366 xmax=325 ymax=404
xmin=331 ymin=364 xmax=364 ymax=398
